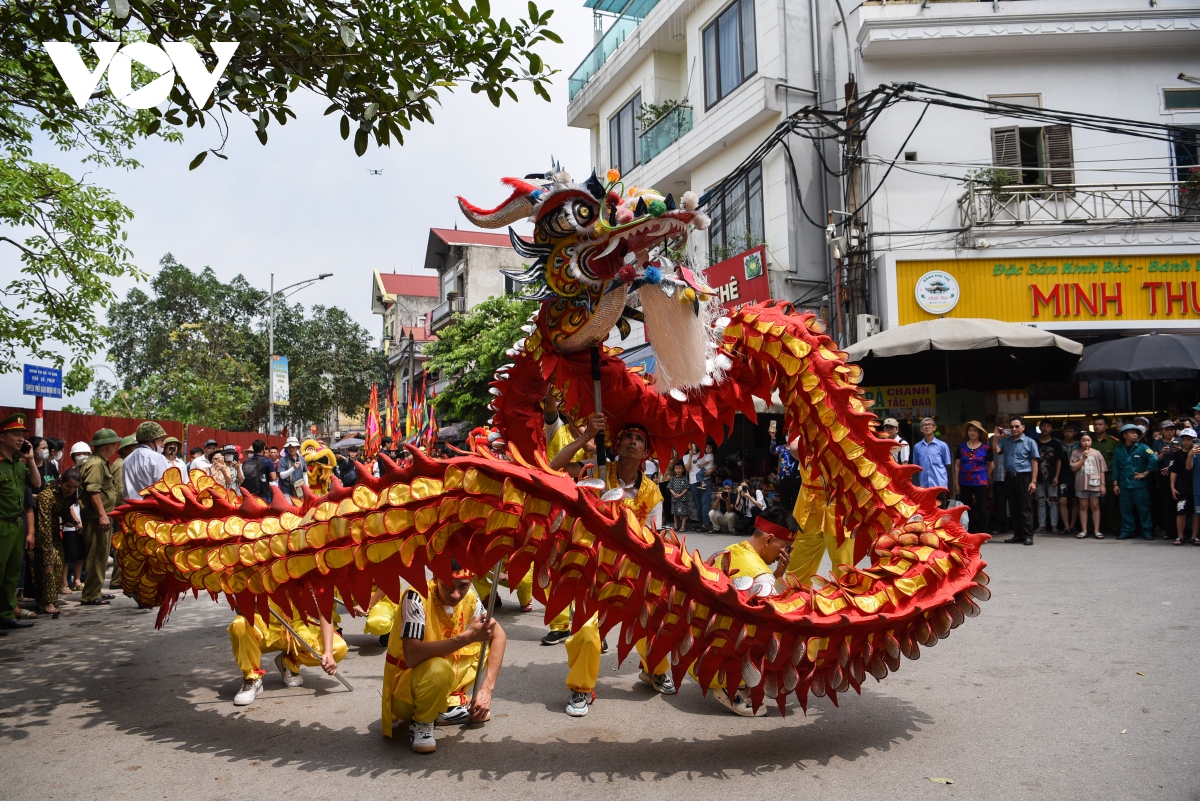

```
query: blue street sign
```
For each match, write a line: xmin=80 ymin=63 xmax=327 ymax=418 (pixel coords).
xmin=23 ymin=364 xmax=63 ymax=398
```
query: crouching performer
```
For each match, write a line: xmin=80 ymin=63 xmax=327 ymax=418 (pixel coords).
xmin=382 ymin=560 xmax=507 ymax=754
xmin=701 ymin=505 xmax=796 ymax=716
xmin=229 ymin=600 xmax=347 ymax=706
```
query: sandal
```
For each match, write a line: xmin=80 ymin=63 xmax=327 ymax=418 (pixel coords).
xmin=79 ymin=598 xmax=110 ymax=605
xmin=1174 ymin=538 xmax=1184 ymax=546
xmin=39 ymin=605 xmax=60 ymax=618
xmin=14 ymin=609 xmax=36 ymax=619
xmin=1095 ymin=533 xmax=1105 ymax=539
xmin=1076 ymin=532 xmax=1087 ymax=539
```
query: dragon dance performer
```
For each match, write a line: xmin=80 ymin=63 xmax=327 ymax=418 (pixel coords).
xmin=354 ymin=586 xmax=399 ymax=646
xmin=382 ymin=559 xmax=506 ymax=754
xmin=549 ymin=418 xmax=668 ymax=717
xmin=702 ymin=505 xmax=798 ymax=716
xmin=229 ymin=597 xmax=347 ymax=707
xmin=786 ymin=461 xmax=856 ymax=586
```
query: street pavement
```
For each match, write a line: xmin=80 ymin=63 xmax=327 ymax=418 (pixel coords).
xmin=1 ymin=530 xmax=1197 ymax=800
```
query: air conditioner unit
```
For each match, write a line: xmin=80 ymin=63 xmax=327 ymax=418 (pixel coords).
xmin=857 ymin=313 xmax=881 ymax=342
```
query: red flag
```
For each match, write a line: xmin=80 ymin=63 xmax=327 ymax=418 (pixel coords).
xmin=364 ymin=383 xmax=381 ymax=459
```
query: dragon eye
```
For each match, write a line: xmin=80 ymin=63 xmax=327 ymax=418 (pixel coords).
xmin=573 ymin=200 xmax=595 ymax=223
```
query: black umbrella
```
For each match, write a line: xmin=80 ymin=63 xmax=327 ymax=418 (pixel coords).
xmin=1073 ymin=334 xmax=1200 ymax=381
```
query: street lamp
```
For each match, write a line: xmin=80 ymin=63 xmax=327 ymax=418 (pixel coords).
xmin=268 ymin=272 xmax=333 ymax=434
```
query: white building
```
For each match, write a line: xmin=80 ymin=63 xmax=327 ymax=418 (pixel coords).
xmin=567 ymin=0 xmax=1200 ymax=345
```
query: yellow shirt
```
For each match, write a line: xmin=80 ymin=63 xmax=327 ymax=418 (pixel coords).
xmin=547 ymin=424 xmax=585 ymax=463
xmin=603 ymin=461 xmax=663 ymax=528
xmin=712 ymin=540 xmax=777 ymax=597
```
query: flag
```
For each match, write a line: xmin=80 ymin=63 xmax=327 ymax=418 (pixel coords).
xmin=364 ymin=383 xmax=381 ymax=459
xmin=387 ymin=383 xmax=400 ymax=440
xmin=424 ymin=394 xmax=439 ymax=448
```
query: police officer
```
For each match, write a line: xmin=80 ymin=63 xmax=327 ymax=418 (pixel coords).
xmin=79 ymin=429 xmax=122 ymax=606
xmin=0 ymin=414 xmax=42 ymax=632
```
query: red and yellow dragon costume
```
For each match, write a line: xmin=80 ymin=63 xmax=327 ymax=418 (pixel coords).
xmin=114 ymin=168 xmax=989 ymax=715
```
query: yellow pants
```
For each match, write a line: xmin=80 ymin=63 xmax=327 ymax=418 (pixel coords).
xmin=363 ymin=599 xmax=398 ymax=637
xmin=473 ymin=564 xmax=533 ymax=608
xmin=228 ymin=614 xmax=348 ymax=681
xmin=549 ymin=603 xmax=570 ymax=632
xmin=388 ymin=657 xmax=480 ymax=727
xmin=635 ymin=638 xmax=670 ymax=677
xmin=787 ymin=496 xmax=855 ymax=586
xmin=564 ymin=613 xmax=601 ymax=691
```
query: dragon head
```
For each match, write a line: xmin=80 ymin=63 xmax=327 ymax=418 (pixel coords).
xmin=459 ymin=169 xmax=722 ymax=390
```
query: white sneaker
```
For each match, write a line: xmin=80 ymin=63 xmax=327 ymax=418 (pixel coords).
xmin=638 ymin=669 xmax=677 ymax=695
xmin=711 ymin=686 xmax=766 ymax=717
xmin=566 ymin=689 xmax=594 ymax=717
xmin=409 ymin=720 xmax=437 ymax=753
xmin=233 ymin=677 xmax=263 ymax=706
xmin=275 ymin=653 xmax=303 ymax=688
xmin=436 ymin=705 xmax=471 ymax=727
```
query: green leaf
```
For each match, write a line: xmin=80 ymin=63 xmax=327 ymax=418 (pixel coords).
xmin=354 ymin=128 xmax=368 ymax=156
xmin=339 ymin=22 xmax=356 ymax=47
xmin=340 ymin=115 xmax=350 ymax=140
xmin=528 ymin=1 xmax=538 ymax=22
xmin=111 ymin=0 xmax=130 ymax=19
xmin=542 ymin=29 xmax=562 ymax=43
xmin=529 ymin=53 xmax=541 ymax=74
xmin=477 ymin=0 xmax=490 ymax=20
xmin=188 ymin=150 xmax=208 ymax=170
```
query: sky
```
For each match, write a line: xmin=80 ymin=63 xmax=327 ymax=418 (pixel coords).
xmin=0 ymin=0 xmax=595 ymax=410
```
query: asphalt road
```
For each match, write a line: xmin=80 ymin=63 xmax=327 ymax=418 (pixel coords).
xmin=2 ymin=531 xmax=1197 ymax=801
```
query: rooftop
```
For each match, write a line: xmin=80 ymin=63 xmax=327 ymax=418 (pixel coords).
xmin=429 ymin=228 xmax=513 ymax=249
xmin=378 ymin=273 xmax=439 ymax=298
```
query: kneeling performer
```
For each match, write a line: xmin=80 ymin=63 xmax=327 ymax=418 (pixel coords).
xmin=704 ymin=505 xmax=796 ymax=716
xmin=382 ymin=560 xmax=506 ymax=754
xmin=229 ymin=599 xmax=347 ymax=706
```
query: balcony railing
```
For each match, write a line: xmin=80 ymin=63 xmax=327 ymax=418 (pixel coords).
xmin=640 ymin=105 xmax=692 ymax=164
xmin=568 ymin=0 xmax=661 ymax=100
xmin=429 ymin=296 xmax=466 ymax=332
xmin=959 ymin=181 xmax=1199 ymax=231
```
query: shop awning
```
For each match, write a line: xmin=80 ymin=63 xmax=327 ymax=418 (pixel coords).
xmin=846 ymin=317 xmax=1083 ymax=360
xmin=845 ymin=317 xmax=1083 ymax=392
xmin=1074 ymin=333 xmax=1200 ymax=381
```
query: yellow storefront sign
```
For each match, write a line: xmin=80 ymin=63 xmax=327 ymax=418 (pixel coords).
xmin=860 ymin=384 xmax=937 ymax=420
xmin=896 ymin=255 xmax=1200 ymax=325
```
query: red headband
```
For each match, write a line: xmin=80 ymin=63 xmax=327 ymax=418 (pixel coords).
xmin=450 ymin=567 xmax=474 ymax=579
xmin=754 ymin=517 xmax=795 ymax=542
xmin=616 ymin=423 xmax=650 ymax=443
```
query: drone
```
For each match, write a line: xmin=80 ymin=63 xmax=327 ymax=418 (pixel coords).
xmin=368 ymin=169 xmax=383 ymax=176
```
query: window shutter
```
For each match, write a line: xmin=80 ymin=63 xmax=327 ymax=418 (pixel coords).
xmin=990 ymin=126 xmax=1020 ymax=172
xmin=1044 ymin=124 xmax=1074 ymax=186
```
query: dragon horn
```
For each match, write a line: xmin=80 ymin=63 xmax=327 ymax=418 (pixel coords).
xmin=457 ymin=177 xmax=541 ymax=229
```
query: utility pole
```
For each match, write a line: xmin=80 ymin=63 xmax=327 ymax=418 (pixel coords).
xmin=266 ymin=272 xmax=333 ymax=436
xmin=842 ymin=76 xmax=869 ymax=344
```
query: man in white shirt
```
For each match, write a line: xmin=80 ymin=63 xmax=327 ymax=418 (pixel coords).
xmin=122 ymin=422 xmax=169 ymax=501
xmin=881 ymin=418 xmax=910 ymax=464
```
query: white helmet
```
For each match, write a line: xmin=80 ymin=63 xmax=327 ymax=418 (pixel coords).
xmin=285 ymin=436 xmax=300 ymax=448
xmin=70 ymin=441 xmax=92 ymax=457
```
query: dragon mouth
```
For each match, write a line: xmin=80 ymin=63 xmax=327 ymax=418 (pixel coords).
xmin=579 ymin=214 xmax=692 ymax=281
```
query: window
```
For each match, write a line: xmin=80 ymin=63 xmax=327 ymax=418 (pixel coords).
xmin=608 ymin=92 xmax=641 ymax=176
xmin=1172 ymin=127 xmax=1198 ymax=185
xmin=707 ymin=164 xmax=764 ymax=259
xmin=987 ymin=93 xmax=1042 ymax=111
xmin=1165 ymin=88 xmax=1200 ymax=112
xmin=991 ymin=124 xmax=1074 ymax=186
xmin=703 ymin=0 xmax=756 ymax=109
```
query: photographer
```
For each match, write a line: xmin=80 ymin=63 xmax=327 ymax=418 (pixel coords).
xmin=733 ymin=480 xmax=766 ymax=535
xmin=709 ymin=480 xmax=738 ymax=533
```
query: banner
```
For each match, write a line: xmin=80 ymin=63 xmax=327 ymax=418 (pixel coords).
xmin=703 ymin=245 xmax=771 ymax=313
xmin=861 ymin=384 xmax=937 ymax=420
xmin=896 ymin=254 xmax=1200 ymax=328
xmin=270 ymin=355 xmax=290 ymax=406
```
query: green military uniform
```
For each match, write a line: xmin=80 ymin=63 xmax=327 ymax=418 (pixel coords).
xmin=0 ymin=413 xmax=37 ymax=624
xmin=108 ymin=434 xmax=136 ymax=590
xmin=81 ymin=429 xmax=122 ymax=603
xmin=1113 ymin=426 xmax=1158 ymax=540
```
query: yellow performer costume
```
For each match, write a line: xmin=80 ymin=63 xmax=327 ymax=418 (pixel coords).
xmin=695 ymin=540 xmax=778 ymax=689
xmin=382 ymin=578 xmax=484 ymax=736
xmin=564 ymin=460 xmax=664 ymax=693
xmin=473 ymin=559 xmax=534 ymax=610
xmin=301 ymin=439 xmax=337 ymax=496
xmin=227 ymin=603 xmax=348 ymax=680
xmin=544 ymin=420 xmax=589 ymax=633
xmin=363 ymin=596 xmax=399 ymax=637
xmin=786 ymin=466 xmax=855 ymax=586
